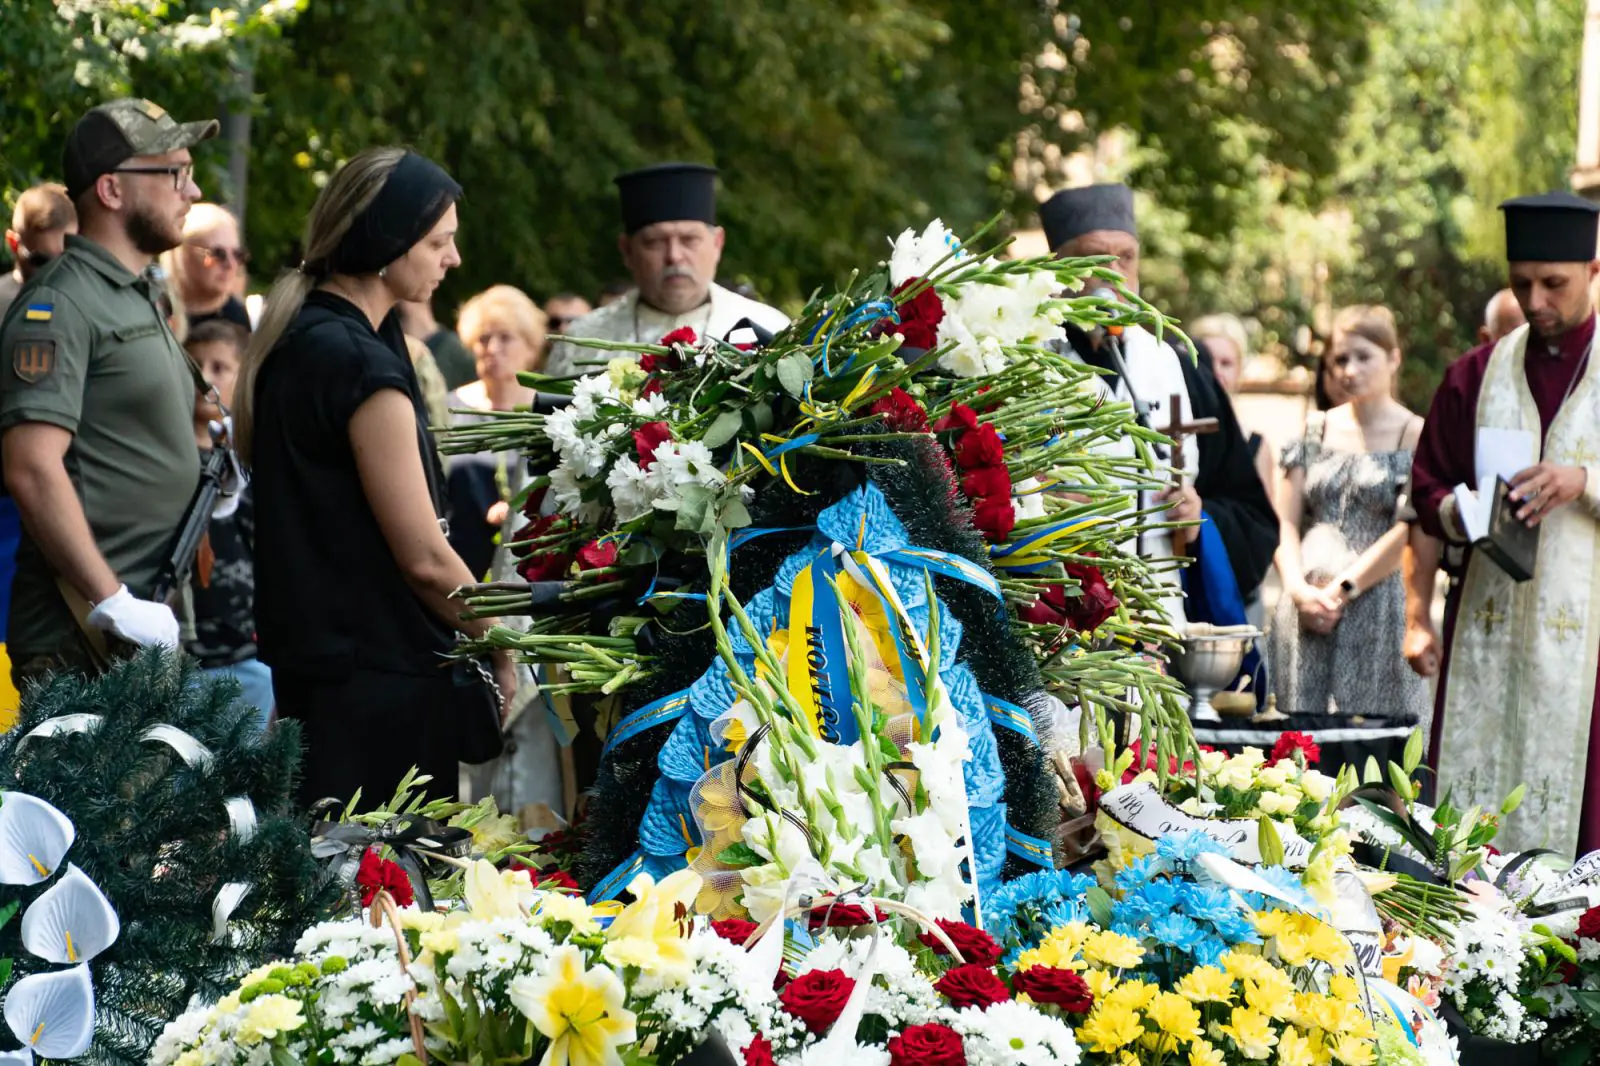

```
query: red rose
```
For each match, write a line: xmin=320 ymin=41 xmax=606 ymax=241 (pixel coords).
xmin=888 ymin=1023 xmax=966 ymax=1066
xmin=659 ymin=326 xmax=699 ymax=347
xmin=869 ymin=387 xmax=930 ymax=432
xmin=356 ymin=848 xmax=414 ymax=908
xmin=891 ymin=279 xmax=946 ymax=351
xmin=779 ymin=968 xmax=855 ymax=1033
xmin=1013 ymin=966 xmax=1094 ymax=1013
xmin=1578 ymin=906 xmax=1600 ymax=941
xmin=1018 ymin=584 xmax=1066 ymax=626
xmin=713 ymin=918 xmax=761 ymax=945
xmin=955 ymin=424 xmax=1005 ymax=469
xmin=1061 ymin=561 xmax=1119 ymax=633
xmin=742 ymin=1034 xmax=775 ymax=1066
xmin=1560 ymin=959 xmax=1581 ymax=985
xmin=972 ymin=497 xmax=1016 ymax=541
xmin=533 ymin=868 xmax=579 ymax=892
xmin=576 ymin=538 xmax=619 ymax=571
xmin=917 ymin=919 xmax=1002 ymax=967
xmin=633 ymin=421 xmax=673 ymax=469
xmin=808 ymin=903 xmax=886 ymax=929
xmin=934 ymin=963 xmax=1010 ymax=1010
xmin=641 ymin=376 xmax=664 ymax=398
xmin=960 ymin=466 xmax=1011 ymax=501
xmin=520 ymin=484 xmax=549 ymax=519
xmin=1270 ymin=731 xmax=1321 ymax=768
xmin=932 ymin=404 xmax=979 ymax=435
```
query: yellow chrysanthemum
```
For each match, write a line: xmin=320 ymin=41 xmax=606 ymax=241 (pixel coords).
xmin=1083 ymin=967 xmax=1122 ymax=1002
xmin=1078 ymin=1004 xmax=1145 ymax=1053
xmin=1084 ymin=929 xmax=1146 ymax=969
xmin=1217 ymin=1007 xmax=1279 ymax=1060
xmin=1221 ymin=949 xmax=1278 ymax=984
xmin=1177 ymin=966 xmax=1236 ymax=1004
xmin=1278 ymin=1027 xmax=1318 ymax=1066
xmin=419 ymin=927 xmax=460 ymax=956
xmin=538 ymin=892 xmax=602 ymax=934
xmin=1018 ymin=922 xmax=1094 ymax=970
xmin=508 ymin=946 xmax=637 ymax=1066
xmin=1189 ymin=1039 xmax=1227 ymax=1066
xmin=1328 ymin=973 xmax=1362 ymax=1004
xmin=235 ymin=995 xmax=305 ymax=1046
xmin=1303 ymin=922 xmax=1353 ymax=966
xmin=1104 ymin=979 xmax=1160 ymax=1012
xmin=1244 ymin=975 xmax=1296 ymax=1020
xmin=1148 ymin=992 xmax=1204 ymax=1044
xmin=1327 ymin=1033 xmax=1376 ymax=1066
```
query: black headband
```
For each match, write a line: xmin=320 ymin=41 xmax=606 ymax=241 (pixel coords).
xmin=315 ymin=151 xmax=461 ymax=277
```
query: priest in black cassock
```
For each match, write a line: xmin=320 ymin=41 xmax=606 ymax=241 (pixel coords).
xmin=1041 ymin=185 xmax=1278 ymax=711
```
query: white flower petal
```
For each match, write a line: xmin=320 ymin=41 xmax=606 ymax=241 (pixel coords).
xmin=0 ymin=794 xmax=75 ymax=886
xmin=5 ymin=964 xmax=94 ymax=1059
xmin=20 ymin=864 xmax=119 ymax=964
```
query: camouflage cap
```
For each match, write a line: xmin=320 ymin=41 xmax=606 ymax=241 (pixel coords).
xmin=63 ymin=98 xmax=219 ymax=201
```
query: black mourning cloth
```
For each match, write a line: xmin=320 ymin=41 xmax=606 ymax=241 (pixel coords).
xmin=318 ymin=152 xmax=461 ymax=277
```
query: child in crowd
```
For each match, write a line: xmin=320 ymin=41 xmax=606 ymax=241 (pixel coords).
xmin=183 ymin=320 xmax=271 ymax=727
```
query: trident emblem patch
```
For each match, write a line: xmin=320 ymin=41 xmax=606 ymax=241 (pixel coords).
xmin=12 ymin=340 xmax=56 ymax=384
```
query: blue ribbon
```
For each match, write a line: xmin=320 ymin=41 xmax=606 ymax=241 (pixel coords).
xmin=587 ymin=850 xmax=646 ymax=904
xmin=988 ymin=514 xmax=1103 ymax=569
xmin=812 ymin=298 xmax=898 ymax=378
xmin=761 ymin=432 xmax=820 ymax=462
xmin=1005 ymin=822 xmax=1054 ymax=868
xmin=984 ymin=694 xmax=1040 ymax=747
xmin=600 ymin=691 xmax=692 ymax=760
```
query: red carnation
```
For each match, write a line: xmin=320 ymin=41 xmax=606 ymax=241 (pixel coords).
xmin=356 ymin=847 xmax=414 ymax=908
xmin=1022 ymin=562 xmax=1120 ymax=633
xmin=1013 ymin=966 xmax=1094 ymax=1013
xmin=742 ymin=1034 xmax=776 ymax=1066
xmin=640 ymin=376 xmax=664 ymax=398
xmin=888 ymin=1023 xmax=966 ymax=1066
xmin=934 ymin=963 xmax=1010 ymax=1010
xmin=713 ymin=917 xmax=762 ymax=946
xmin=869 ymin=387 xmax=930 ymax=432
xmin=779 ymin=968 xmax=855 ymax=1033
xmin=960 ymin=466 xmax=1011 ymax=501
xmin=1560 ymin=959 xmax=1581 ymax=985
xmin=918 ymin=919 xmax=1002 ymax=967
xmin=533 ymin=868 xmax=580 ymax=893
xmin=633 ymin=421 xmax=673 ymax=469
xmin=576 ymin=538 xmax=619 ymax=571
xmin=973 ymin=497 xmax=1016 ymax=541
xmin=659 ymin=326 xmax=699 ymax=347
xmin=1270 ymin=731 xmax=1322 ymax=768
xmin=1578 ymin=906 xmax=1600 ymax=942
xmin=932 ymin=404 xmax=979 ymax=435
xmin=513 ymin=514 xmax=574 ymax=581
xmin=891 ymin=279 xmax=946 ymax=351
xmin=955 ymin=423 xmax=1005 ymax=469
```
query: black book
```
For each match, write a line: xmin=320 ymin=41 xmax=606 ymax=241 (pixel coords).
xmin=1453 ymin=476 xmax=1539 ymax=582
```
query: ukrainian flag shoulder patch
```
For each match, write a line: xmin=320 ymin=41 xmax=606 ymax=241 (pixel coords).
xmin=23 ymin=304 xmax=52 ymax=322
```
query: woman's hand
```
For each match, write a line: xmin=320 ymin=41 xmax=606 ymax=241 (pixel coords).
xmin=490 ymin=648 xmax=518 ymax=724
xmin=1290 ymin=580 xmax=1344 ymax=635
xmin=486 ymin=500 xmax=510 ymax=527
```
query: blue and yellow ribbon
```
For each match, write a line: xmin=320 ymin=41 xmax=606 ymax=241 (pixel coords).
xmin=600 ymin=692 xmax=692 ymax=760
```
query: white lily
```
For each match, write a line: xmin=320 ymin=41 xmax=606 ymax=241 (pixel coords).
xmin=21 ymin=864 xmax=120 ymax=964
xmin=0 ymin=793 xmax=75 ymax=886
xmin=4 ymin=964 xmax=95 ymax=1059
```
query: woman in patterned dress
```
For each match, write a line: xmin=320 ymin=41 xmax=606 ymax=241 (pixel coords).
xmin=1269 ymin=305 xmax=1430 ymax=775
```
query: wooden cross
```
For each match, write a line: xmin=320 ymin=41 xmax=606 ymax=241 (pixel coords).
xmin=1158 ymin=393 xmax=1220 ymax=484
xmin=1474 ymin=597 xmax=1505 ymax=635
xmin=1546 ymin=605 xmax=1583 ymax=642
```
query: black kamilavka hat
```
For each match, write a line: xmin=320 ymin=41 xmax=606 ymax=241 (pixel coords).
xmin=615 ymin=163 xmax=718 ymax=235
xmin=1039 ymin=183 xmax=1137 ymax=252
xmin=1501 ymin=191 xmax=1600 ymax=263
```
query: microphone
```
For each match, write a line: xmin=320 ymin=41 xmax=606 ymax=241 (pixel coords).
xmin=1090 ymin=286 xmax=1124 ymax=338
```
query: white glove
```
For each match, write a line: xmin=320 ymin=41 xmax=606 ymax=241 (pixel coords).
xmin=86 ymin=585 xmax=180 ymax=648
xmin=206 ymin=418 xmax=248 ymax=521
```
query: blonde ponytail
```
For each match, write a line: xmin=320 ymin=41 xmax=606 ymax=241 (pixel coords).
xmin=233 ymin=146 xmax=407 ymax=463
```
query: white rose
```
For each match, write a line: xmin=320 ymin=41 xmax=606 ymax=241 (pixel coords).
xmin=1301 ymin=770 xmax=1335 ymax=802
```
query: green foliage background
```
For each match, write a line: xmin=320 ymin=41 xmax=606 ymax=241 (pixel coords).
xmin=0 ymin=0 xmax=1584 ymax=405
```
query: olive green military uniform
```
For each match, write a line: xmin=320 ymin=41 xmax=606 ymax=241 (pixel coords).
xmin=0 ymin=234 xmax=200 ymax=677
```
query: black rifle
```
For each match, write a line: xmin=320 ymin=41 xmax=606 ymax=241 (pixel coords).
xmin=151 ymin=438 xmax=233 ymax=604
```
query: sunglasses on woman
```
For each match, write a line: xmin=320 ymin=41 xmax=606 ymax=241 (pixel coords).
xmin=188 ymin=243 xmax=251 ymax=267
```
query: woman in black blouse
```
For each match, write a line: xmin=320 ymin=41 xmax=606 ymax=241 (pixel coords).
xmin=235 ymin=147 xmax=515 ymax=808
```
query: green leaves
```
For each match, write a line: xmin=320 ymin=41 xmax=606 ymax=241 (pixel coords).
xmin=775 ymin=354 xmax=814 ymax=399
xmin=1085 ymin=886 xmax=1115 ymax=928
xmin=1257 ymin=815 xmax=1286 ymax=867
xmin=702 ymin=410 xmax=745 ymax=449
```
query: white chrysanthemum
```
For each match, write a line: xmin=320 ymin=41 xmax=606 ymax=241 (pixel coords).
xmin=606 ymin=457 xmax=656 ymax=523
xmin=948 ymin=999 xmax=1082 ymax=1065
xmin=1013 ymin=478 xmax=1048 ymax=521
xmin=632 ymin=392 xmax=671 ymax=418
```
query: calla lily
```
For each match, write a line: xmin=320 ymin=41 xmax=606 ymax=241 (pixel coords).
xmin=0 ymin=1048 xmax=33 ymax=1066
xmin=4 ymin=965 xmax=94 ymax=1059
xmin=21 ymin=864 xmax=120 ymax=964
xmin=0 ymin=794 xmax=75 ymax=886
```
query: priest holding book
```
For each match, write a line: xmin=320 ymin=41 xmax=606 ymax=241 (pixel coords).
xmin=1411 ymin=191 xmax=1600 ymax=856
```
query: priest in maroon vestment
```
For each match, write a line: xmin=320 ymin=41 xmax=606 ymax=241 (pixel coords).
xmin=1411 ymin=191 xmax=1600 ymax=856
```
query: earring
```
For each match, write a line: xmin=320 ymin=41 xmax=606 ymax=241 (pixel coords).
xmin=379 ymin=266 xmax=388 ymax=280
